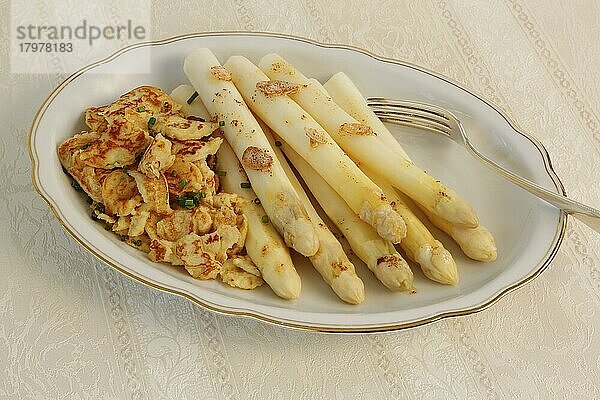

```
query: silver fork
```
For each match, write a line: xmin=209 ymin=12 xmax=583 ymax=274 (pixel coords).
xmin=367 ymin=97 xmax=600 ymax=233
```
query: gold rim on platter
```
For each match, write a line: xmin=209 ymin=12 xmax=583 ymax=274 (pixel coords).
xmin=28 ymin=31 xmax=567 ymax=333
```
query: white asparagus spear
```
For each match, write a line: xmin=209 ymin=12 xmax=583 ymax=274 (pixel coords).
xmin=362 ymin=167 xmax=458 ymax=285
xmin=323 ymin=72 xmax=497 ymax=261
xmin=279 ymin=137 xmax=415 ymax=292
xmin=260 ymin=54 xmax=478 ymax=229
xmin=260 ymin=123 xmax=364 ymax=303
xmin=224 ymin=56 xmax=406 ymax=243
xmin=216 ymin=141 xmax=303 ymax=299
xmin=184 ymin=49 xmax=319 ymax=256
xmin=170 ymin=85 xmax=302 ymax=299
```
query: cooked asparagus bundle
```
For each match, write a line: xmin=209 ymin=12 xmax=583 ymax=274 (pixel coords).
xmin=323 ymin=72 xmax=496 ymax=262
xmin=224 ymin=55 xmax=406 ymax=243
xmin=184 ymin=49 xmax=319 ymax=257
xmin=261 ymin=123 xmax=364 ymax=303
xmin=260 ymin=54 xmax=478 ymax=229
xmin=280 ymin=138 xmax=415 ymax=292
xmin=363 ymin=168 xmax=458 ymax=285
xmin=170 ymin=85 xmax=303 ymax=299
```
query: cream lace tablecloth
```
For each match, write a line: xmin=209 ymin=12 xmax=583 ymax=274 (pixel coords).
xmin=2 ymin=1 xmax=600 ymax=398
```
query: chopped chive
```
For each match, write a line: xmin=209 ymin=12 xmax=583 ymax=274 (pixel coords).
xmin=147 ymin=116 xmax=157 ymax=130
xmin=97 ymin=203 xmax=105 ymax=213
xmin=240 ymin=182 xmax=251 ymax=189
xmin=81 ymin=144 xmax=90 ymax=150
xmin=71 ymin=181 xmax=82 ymax=191
xmin=261 ymin=215 xmax=270 ymax=224
xmin=133 ymin=239 xmax=142 ymax=246
xmin=104 ymin=225 xmax=111 ymax=231
xmin=274 ymin=140 xmax=282 ymax=147
xmin=178 ymin=179 xmax=188 ymax=189
xmin=137 ymin=105 xmax=145 ymax=112
xmin=214 ymin=170 xmax=227 ymax=176
xmin=184 ymin=199 xmax=195 ymax=208
xmin=171 ymin=170 xmax=177 ymax=177
xmin=219 ymin=120 xmax=225 ymax=126
xmin=187 ymin=91 xmax=199 ymax=105
xmin=253 ymin=198 xmax=261 ymax=205
xmin=177 ymin=193 xmax=204 ymax=209
xmin=122 ymin=166 xmax=129 ymax=172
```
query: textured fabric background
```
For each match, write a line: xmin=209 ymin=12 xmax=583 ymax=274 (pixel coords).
xmin=2 ymin=1 xmax=599 ymax=398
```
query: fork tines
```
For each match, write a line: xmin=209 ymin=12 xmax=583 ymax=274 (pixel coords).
xmin=366 ymin=98 xmax=452 ymax=135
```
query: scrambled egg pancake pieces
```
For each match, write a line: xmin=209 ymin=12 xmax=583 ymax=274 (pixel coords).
xmin=58 ymin=86 xmax=263 ymax=290
xmin=101 ymin=170 xmax=143 ymax=216
xmin=138 ymin=133 xmax=175 ymax=178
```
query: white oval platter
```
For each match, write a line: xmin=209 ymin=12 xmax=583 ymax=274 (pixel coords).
xmin=30 ymin=32 xmax=566 ymax=332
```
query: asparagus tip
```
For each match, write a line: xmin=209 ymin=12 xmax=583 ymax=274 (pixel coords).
xmin=434 ymin=188 xmax=479 ymax=228
xmin=271 ymin=270 xmax=302 ymax=300
xmin=416 ymin=242 xmax=458 ymax=285
xmin=373 ymin=253 xmax=414 ymax=291
xmin=331 ymin=269 xmax=365 ymax=305
xmin=455 ymin=225 xmax=498 ymax=262
xmin=360 ymin=203 xmax=407 ymax=244
xmin=284 ymin=218 xmax=320 ymax=257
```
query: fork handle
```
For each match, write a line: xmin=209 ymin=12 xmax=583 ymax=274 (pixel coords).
xmin=469 ymin=146 xmax=600 ymax=233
